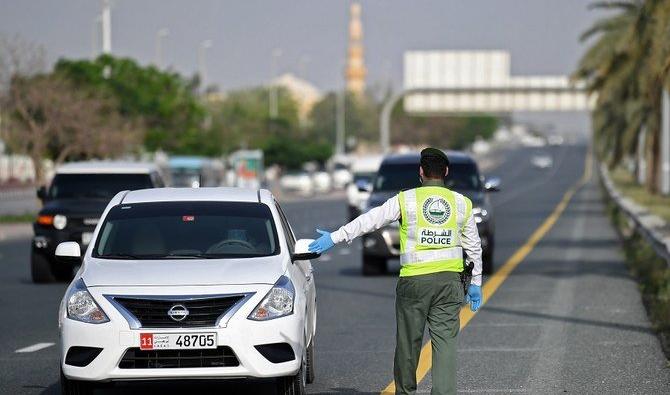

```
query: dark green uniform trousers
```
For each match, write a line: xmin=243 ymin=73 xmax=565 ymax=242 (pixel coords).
xmin=394 ymin=271 xmax=464 ymax=395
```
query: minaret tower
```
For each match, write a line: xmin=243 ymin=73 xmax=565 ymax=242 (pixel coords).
xmin=346 ymin=2 xmax=366 ymax=96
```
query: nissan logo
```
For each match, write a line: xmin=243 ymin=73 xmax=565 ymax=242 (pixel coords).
xmin=167 ymin=304 xmax=189 ymax=322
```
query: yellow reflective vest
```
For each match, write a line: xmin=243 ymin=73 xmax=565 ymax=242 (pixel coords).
xmin=398 ymin=186 xmax=472 ymax=277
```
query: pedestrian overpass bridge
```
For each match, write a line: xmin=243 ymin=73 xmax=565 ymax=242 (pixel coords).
xmin=380 ymin=50 xmax=595 ymax=152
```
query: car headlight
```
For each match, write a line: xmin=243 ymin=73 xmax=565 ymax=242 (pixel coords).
xmin=248 ymin=275 xmax=294 ymax=321
xmin=65 ymin=279 xmax=109 ymax=324
xmin=472 ymin=207 xmax=488 ymax=224
xmin=53 ymin=214 xmax=67 ymax=230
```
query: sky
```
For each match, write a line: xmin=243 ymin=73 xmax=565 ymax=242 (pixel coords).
xmin=1 ymin=0 xmax=603 ymax=93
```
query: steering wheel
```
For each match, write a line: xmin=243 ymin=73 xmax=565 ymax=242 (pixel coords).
xmin=206 ymin=239 xmax=255 ymax=254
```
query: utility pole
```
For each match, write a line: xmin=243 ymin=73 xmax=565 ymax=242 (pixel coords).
xmin=269 ymin=48 xmax=282 ymax=119
xmin=198 ymin=40 xmax=213 ymax=90
xmin=298 ymin=55 xmax=311 ymax=78
xmin=101 ymin=0 xmax=112 ymax=54
xmin=155 ymin=28 xmax=169 ymax=68
xmin=336 ymin=89 xmax=346 ymax=155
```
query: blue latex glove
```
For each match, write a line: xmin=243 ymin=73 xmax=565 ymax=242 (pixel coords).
xmin=308 ymin=229 xmax=335 ymax=254
xmin=465 ymin=284 xmax=482 ymax=312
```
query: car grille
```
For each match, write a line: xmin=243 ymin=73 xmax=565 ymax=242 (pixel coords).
xmin=112 ymin=295 xmax=246 ymax=328
xmin=119 ymin=347 xmax=239 ymax=369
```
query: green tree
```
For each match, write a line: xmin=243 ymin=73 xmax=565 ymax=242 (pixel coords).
xmin=575 ymin=0 xmax=670 ymax=193
xmin=209 ymin=86 xmax=301 ymax=152
xmin=54 ymin=55 xmax=208 ymax=154
xmin=308 ymin=92 xmax=379 ymax=148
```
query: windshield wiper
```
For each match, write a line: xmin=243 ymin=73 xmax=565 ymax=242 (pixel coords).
xmin=160 ymin=253 xmax=210 ymax=259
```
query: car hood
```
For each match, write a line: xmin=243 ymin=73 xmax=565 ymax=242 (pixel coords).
xmin=82 ymin=256 xmax=287 ymax=287
xmin=39 ymin=199 xmax=110 ymax=216
xmin=368 ymin=189 xmax=486 ymax=209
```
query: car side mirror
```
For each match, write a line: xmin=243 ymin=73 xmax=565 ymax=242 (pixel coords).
xmin=55 ymin=241 xmax=82 ymax=263
xmin=292 ymin=239 xmax=320 ymax=261
xmin=484 ymin=176 xmax=501 ymax=192
xmin=37 ymin=186 xmax=47 ymax=201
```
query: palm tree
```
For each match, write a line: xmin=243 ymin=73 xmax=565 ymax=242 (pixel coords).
xmin=575 ymin=0 xmax=670 ymax=193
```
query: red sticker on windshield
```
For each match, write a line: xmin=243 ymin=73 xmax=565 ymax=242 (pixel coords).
xmin=182 ymin=215 xmax=195 ymax=222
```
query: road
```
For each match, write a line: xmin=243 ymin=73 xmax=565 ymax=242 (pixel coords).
xmin=0 ymin=188 xmax=39 ymax=216
xmin=0 ymin=144 xmax=668 ymax=394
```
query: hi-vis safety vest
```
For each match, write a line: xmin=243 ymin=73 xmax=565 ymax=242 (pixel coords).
xmin=398 ymin=186 xmax=472 ymax=277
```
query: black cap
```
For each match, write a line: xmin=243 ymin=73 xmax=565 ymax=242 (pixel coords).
xmin=420 ymin=147 xmax=450 ymax=167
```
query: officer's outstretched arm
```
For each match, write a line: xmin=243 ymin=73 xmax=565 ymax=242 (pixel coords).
xmin=308 ymin=195 xmax=400 ymax=254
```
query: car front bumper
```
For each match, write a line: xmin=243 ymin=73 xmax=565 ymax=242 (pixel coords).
xmin=60 ymin=284 xmax=305 ymax=382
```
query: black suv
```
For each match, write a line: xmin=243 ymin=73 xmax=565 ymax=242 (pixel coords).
xmin=360 ymin=151 xmax=500 ymax=275
xmin=31 ymin=162 xmax=165 ymax=282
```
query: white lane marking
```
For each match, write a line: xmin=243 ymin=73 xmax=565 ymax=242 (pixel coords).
xmin=338 ymin=248 xmax=351 ymax=255
xmin=15 ymin=342 xmax=55 ymax=353
xmin=319 ymin=254 xmax=331 ymax=262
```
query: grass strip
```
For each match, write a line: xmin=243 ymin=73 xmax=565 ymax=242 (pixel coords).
xmin=0 ymin=213 xmax=36 ymax=223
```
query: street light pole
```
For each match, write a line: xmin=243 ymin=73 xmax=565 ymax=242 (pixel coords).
xmin=155 ymin=28 xmax=169 ymax=68
xmin=298 ymin=55 xmax=311 ymax=78
xmin=269 ymin=48 xmax=282 ymax=119
xmin=198 ymin=40 xmax=213 ymax=90
xmin=336 ymin=90 xmax=346 ymax=155
xmin=101 ymin=0 xmax=112 ymax=54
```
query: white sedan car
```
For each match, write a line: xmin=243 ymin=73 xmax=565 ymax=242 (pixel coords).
xmin=57 ymin=187 xmax=318 ymax=394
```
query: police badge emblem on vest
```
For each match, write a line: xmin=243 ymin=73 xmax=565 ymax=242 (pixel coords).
xmin=422 ymin=196 xmax=451 ymax=225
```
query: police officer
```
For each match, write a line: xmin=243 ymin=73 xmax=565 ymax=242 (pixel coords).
xmin=308 ymin=147 xmax=483 ymax=395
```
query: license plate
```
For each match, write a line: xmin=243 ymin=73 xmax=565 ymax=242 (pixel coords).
xmin=139 ymin=333 xmax=217 ymax=350
xmin=81 ymin=232 xmax=93 ymax=245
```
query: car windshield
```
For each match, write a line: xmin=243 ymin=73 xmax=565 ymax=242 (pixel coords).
xmin=49 ymin=174 xmax=153 ymax=200
xmin=94 ymin=202 xmax=279 ymax=259
xmin=353 ymin=172 xmax=376 ymax=183
xmin=374 ymin=162 xmax=481 ymax=192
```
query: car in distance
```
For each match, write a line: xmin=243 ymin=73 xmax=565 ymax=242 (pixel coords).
xmin=32 ymin=162 xmax=165 ymax=283
xmin=360 ymin=151 xmax=499 ymax=275
xmin=280 ymin=171 xmax=314 ymax=196
xmin=169 ymin=156 xmax=223 ymax=188
xmin=346 ymin=155 xmax=382 ymax=220
xmin=57 ymin=187 xmax=318 ymax=395
xmin=531 ymin=153 xmax=554 ymax=169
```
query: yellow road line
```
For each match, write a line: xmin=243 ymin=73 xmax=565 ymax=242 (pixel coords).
xmin=381 ymin=149 xmax=592 ymax=394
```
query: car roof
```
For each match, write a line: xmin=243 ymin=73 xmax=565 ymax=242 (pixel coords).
xmin=381 ymin=150 xmax=475 ymax=165
xmin=56 ymin=161 xmax=159 ymax=174
xmin=121 ymin=187 xmax=273 ymax=205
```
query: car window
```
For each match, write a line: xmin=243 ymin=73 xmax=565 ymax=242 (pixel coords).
xmin=374 ymin=162 xmax=481 ymax=192
xmin=49 ymin=173 xmax=153 ymax=200
xmin=274 ymin=201 xmax=296 ymax=250
xmin=94 ymin=201 xmax=279 ymax=259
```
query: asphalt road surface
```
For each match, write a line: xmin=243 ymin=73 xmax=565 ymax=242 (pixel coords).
xmin=0 ymin=144 xmax=668 ymax=394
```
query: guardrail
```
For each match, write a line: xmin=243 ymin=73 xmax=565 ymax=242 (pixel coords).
xmin=599 ymin=164 xmax=670 ymax=268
